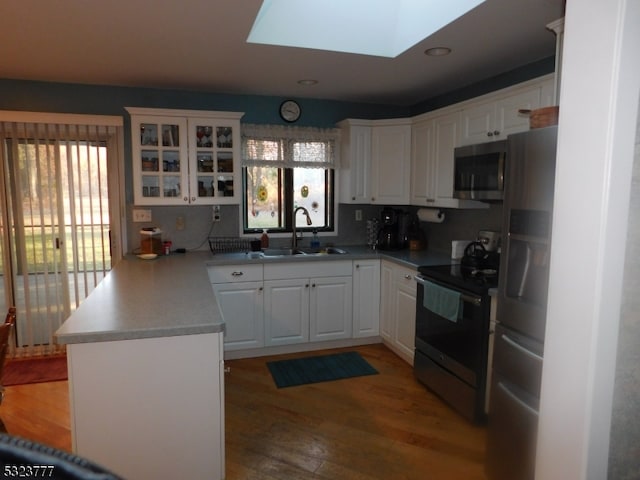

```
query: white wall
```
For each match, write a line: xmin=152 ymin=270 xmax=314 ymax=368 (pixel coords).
xmin=536 ymin=0 xmax=640 ymax=479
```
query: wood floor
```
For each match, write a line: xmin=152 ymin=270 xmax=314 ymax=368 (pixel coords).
xmin=1 ymin=343 xmax=487 ymax=479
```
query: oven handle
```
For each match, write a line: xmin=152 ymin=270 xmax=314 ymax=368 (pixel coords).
xmin=414 ymin=275 xmax=482 ymax=306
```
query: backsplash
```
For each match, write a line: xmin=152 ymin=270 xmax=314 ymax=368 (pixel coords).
xmin=127 ymin=202 xmax=502 ymax=255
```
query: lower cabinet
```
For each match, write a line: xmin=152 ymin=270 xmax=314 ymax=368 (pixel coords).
xmin=352 ymin=259 xmax=381 ymax=337
xmin=264 ymin=261 xmax=353 ymax=346
xmin=211 ymin=260 xmax=364 ymax=354
xmin=208 ymin=264 xmax=264 ymax=351
xmin=211 ymin=281 xmax=264 ymax=350
xmin=380 ymin=260 xmax=417 ymax=365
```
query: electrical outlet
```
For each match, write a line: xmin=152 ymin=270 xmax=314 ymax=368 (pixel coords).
xmin=355 ymin=209 xmax=363 ymax=221
xmin=176 ymin=216 xmax=185 ymax=230
xmin=132 ymin=209 xmax=152 ymax=222
xmin=212 ymin=205 xmax=221 ymax=222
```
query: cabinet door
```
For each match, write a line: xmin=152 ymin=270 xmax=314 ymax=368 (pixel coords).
xmin=394 ymin=267 xmax=417 ymax=364
xmin=188 ymin=117 xmax=240 ymax=205
xmin=460 ymin=101 xmax=496 ymax=146
xmin=310 ymin=276 xmax=353 ymax=342
xmin=379 ymin=261 xmax=395 ymax=342
xmin=339 ymin=123 xmax=372 ymax=204
xmin=212 ymin=281 xmax=263 ymax=350
xmin=132 ymin=115 xmax=189 ymax=205
xmin=495 ymin=88 xmax=541 ymax=138
xmin=352 ymin=260 xmax=381 ymax=337
xmin=432 ymin=111 xmax=462 ymax=200
xmin=370 ymin=124 xmax=411 ymax=204
xmin=410 ymin=119 xmax=436 ymax=205
xmin=264 ymin=279 xmax=309 ymax=346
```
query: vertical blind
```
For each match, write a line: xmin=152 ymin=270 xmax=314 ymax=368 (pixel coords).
xmin=0 ymin=115 xmax=123 ymax=357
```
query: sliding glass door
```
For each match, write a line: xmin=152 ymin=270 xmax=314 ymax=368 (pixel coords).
xmin=0 ymin=117 xmax=124 ymax=356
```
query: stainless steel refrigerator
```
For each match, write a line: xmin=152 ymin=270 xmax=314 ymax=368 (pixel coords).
xmin=485 ymin=126 xmax=558 ymax=480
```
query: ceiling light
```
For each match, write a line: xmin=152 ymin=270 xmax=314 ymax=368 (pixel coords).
xmin=297 ymin=79 xmax=318 ymax=86
xmin=425 ymin=47 xmax=452 ymax=56
xmin=247 ymin=0 xmax=484 ymax=58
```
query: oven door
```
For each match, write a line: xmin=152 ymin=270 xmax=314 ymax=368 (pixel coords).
xmin=415 ymin=275 xmax=489 ymax=387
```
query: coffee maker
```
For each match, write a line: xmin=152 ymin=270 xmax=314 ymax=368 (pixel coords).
xmin=378 ymin=208 xmax=400 ymax=250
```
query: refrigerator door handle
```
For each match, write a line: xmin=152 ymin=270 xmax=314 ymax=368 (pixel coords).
xmin=501 ymin=333 xmax=543 ymax=362
xmin=497 ymin=381 xmax=539 ymax=417
xmin=516 ymin=242 xmax=533 ymax=298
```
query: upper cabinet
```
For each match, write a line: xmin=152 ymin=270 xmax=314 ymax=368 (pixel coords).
xmin=370 ymin=120 xmax=411 ymax=205
xmin=337 ymin=119 xmax=372 ymax=204
xmin=410 ymin=111 xmax=487 ymax=209
xmin=459 ymin=79 xmax=554 ymax=146
xmin=339 ymin=74 xmax=555 ymax=208
xmin=127 ymin=108 xmax=244 ymax=206
xmin=338 ymin=118 xmax=411 ymax=205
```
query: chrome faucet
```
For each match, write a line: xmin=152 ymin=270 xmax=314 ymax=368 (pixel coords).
xmin=292 ymin=206 xmax=312 ymax=249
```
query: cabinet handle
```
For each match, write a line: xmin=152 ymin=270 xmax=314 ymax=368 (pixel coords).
xmin=487 ymin=131 xmax=494 ymax=137
xmin=312 ymin=283 xmax=316 ymax=288
xmin=426 ymin=198 xmax=435 ymax=203
xmin=494 ymin=130 xmax=500 ymax=136
xmin=404 ymin=274 xmax=412 ymax=280
xmin=305 ymin=284 xmax=309 ymax=288
xmin=191 ymin=196 xmax=196 ymax=202
xmin=183 ymin=196 xmax=189 ymax=202
xmin=231 ymin=271 xmax=244 ymax=277
xmin=258 ymin=286 xmax=263 ymax=291
xmin=371 ymin=197 xmax=375 ymax=201
xmin=352 ymin=196 xmax=356 ymax=201
xmin=356 ymin=264 xmax=360 ymax=269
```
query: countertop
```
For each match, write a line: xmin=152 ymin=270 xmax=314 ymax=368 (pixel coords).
xmin=55 ymin=246 xmax=453 ymax=345
xmin=204 ymin=245 xmax=453 ymax=269
xmin=55 ymin=251 xmax=224 ymax=345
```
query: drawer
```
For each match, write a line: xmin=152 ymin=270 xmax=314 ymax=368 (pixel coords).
xmin=208 ymin=264 xmax=263 ymax=283
xmin=395 ymin=265 xmax=417 ymax=291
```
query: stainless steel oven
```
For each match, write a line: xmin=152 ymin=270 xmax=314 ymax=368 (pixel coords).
xmin=414 ymin=265 xmax=496 ymax=423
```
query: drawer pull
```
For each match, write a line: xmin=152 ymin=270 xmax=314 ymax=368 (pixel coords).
xmin=231 ymin=271 xmax=244 ymax=277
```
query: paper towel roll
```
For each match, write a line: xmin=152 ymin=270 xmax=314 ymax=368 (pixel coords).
xmin=417 ymin=208 xmax=445 ymax=223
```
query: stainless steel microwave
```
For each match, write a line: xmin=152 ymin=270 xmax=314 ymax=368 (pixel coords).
xmin=453 ymin=140 xmax=506 ymax=201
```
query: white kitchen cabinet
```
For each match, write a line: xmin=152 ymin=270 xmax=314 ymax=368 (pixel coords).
xmin=370 ymin=120 xmax=412 ymax=204
xmin=410 ymin=111 xmax=488 ymax=209
xmin=264 ymin=278 xmax=310 ymax=346
xmin=310 ymin=275 xmax=353 ymax=342
xmin=263 ymin=261 xmax=353 ymax=347
xmin=128 ymin=107 xmax=243 ymax=206
xmin=352 ymin=259 xmax=380 ymax=337
xmin=394 ymin=265 xmax=417 ymax=363
xmin=337 ymin=119 xmax=372 ymax=204
xmin=337 ymin=118 xmax=411 ymax=205
xmin=460 ymin=88 xmax=541 ymax=146
xmin=380 ymin=260 xmax=417 ymax=365
xmin=209 ymin=264 xmax=264 ymax=351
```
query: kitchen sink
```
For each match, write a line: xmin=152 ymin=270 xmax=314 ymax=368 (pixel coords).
xmin=260 ymin=247 xmax=349 ymax=257
xmin=261 ymin=248 xmax=306 ymax=257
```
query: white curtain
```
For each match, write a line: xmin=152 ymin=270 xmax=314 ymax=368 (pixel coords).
xmin=241 ymin=123 xmax=341 ymax=169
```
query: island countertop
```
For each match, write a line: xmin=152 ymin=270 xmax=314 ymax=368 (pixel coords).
xmin=55 ymin=251 xmax=224 ymax=345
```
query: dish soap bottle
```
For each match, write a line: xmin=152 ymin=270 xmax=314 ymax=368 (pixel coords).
xmin=260 ymin=229 xmax=269 ymax=248
xmin=310 ymin=229 xmax=320 ymax=249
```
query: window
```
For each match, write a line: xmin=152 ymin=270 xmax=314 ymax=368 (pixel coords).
xmin=241 ymin=124 xmax=339 ymax=234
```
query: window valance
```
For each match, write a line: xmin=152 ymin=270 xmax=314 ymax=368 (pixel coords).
xmin=241 ymin=123 xmax=340 ymax=169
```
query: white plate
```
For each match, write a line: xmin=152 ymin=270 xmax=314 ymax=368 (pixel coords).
xmin=137 ymin=253 xmax=158 ymax=260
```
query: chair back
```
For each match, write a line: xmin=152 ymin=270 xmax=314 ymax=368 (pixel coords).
xmin=0 ymin=307 xmax=16 ymax=388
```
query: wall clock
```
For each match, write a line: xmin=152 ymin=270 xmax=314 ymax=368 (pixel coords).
xmin=279 ymin=100 xmax=301 ymax=123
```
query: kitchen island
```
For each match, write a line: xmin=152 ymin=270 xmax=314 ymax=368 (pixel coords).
xmin=55 ymin=251 xmax=225 ymax=480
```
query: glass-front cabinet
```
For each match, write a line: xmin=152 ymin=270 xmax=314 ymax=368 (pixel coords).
xmin=127 ymin=108 xmax=244 ymax=205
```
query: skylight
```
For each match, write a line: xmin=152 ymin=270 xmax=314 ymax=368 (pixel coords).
xmin=247 ymin=0 xmax=485 ymax=58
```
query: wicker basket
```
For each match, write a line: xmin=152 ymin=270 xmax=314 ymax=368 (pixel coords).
xmin=529 ymin=106 xmax=559 ymax=129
